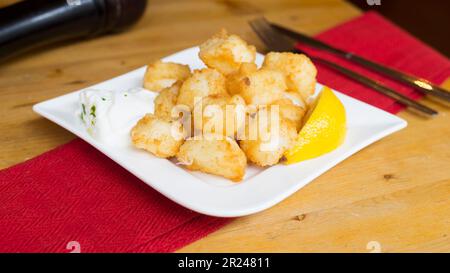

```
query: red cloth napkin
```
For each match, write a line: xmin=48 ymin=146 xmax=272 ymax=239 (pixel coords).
xmin=0 ymin=139 xmax=230 ymax=253
xmin=1 ymin=12 xmax=449 ymax=253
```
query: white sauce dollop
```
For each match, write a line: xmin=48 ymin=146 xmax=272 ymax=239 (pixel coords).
xmin=77 ymin=88 xmax=155 ymax=145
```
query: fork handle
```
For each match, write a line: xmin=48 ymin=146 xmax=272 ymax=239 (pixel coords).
xmin=343 ymin=53 xmax=450 ymax=102
xmin=308 ymin=55 xmax=438 ymax=116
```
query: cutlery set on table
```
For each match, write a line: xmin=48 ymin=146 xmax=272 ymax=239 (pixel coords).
xmin=249 ymin=17 xmax=449 ymax=116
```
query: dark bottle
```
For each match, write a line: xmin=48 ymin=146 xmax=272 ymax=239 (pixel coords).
xmin=0 ymin=0 xmax=147 ymax=61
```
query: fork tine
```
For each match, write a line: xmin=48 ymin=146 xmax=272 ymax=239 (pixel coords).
xmin=250 ymin=17 xmax=293 ymax=52
xmin=250 ymin=18 xmax=278 ymax=50
xmin=259 ymin=18 xmax=289 ymax=49
xmin=249 ymin=19 xmax=272 ymax=47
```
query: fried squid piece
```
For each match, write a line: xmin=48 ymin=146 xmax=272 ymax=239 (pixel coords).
xmin=154 ymin=81 xmax=182 ymax=120
xmin=176 ymin=134 xmax=247 ymax=181
xmin=131 ymin=114 xmax=186 ymax=158
xmin=272 ymin=98 xmax=306 ymax=132
xmin=144 ymin=61 xmax=191 ymax=92
xmin=226 ymin=62 xmax=258 ymax=96
xmin=237 ymin=68 xmax=287 ymax=106
xmin=263 ymin=52 xmax=317 ymax=101
xmin=199 ymin=29 xmax=256 ymax=75
xmin=176 ymin=68 xmax=228 ymax=110
xmin=192 ymin=94 xmax=247 ymax=137
xmin=239 ymin=108 xmax=297 ymax=167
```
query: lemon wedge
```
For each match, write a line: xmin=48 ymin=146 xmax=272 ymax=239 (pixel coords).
xmin=284 ymin=86 xmax=346 ymax=164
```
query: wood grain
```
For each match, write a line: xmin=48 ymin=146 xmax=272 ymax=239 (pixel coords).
xmin=0 ymin=0 xmax=449 ymax=253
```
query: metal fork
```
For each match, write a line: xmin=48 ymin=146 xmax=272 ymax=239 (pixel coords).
xmin=249 ymin=17 xmax=438 ymax=116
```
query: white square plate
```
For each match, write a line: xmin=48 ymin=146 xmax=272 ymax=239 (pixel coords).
xmin=33 ymin=47 xmax=407 ymax=217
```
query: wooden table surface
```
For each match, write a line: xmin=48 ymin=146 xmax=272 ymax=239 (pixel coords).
xmin=1 ymin=0 xmax=449 ymax=253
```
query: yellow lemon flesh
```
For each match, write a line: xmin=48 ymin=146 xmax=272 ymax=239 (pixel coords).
xmin=284 ymin=86 xmax=346 ymax=164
